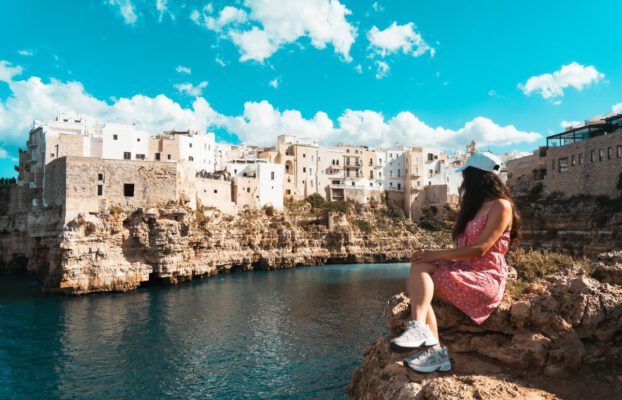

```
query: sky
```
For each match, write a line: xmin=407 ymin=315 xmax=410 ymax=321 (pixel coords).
xmin=0 ymin=0 xmax=621 ymax=177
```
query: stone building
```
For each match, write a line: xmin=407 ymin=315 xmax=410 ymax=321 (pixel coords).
xmin=507 ymin=112 xmax=622 ymax=198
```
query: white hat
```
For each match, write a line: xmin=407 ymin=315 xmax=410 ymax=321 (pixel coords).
xmin=455 ymin=152 xmax=502 ymax=174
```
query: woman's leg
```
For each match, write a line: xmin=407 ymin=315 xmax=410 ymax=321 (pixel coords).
xmin=406 ymin=262 xmax=438 ymax=323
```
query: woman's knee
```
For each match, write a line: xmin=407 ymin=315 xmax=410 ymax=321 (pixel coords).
xmin=410 ymin=261 xmax=437 ymax=275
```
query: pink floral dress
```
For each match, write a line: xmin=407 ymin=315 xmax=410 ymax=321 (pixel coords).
xmin=432 ymin=214 xmax=510 ymax=324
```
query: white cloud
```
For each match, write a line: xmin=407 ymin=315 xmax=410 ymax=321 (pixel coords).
xmin=518 ymin=62 xmax=604 ymax=100
xmin=375 ymin=61 xmax=389 ymax=79
xmin=215 ymin=56 xmax=227 ymax=67
xmin=173 ymin=81 xmax=208 ymax=97
xmin=192 ymin=0 xmax=357 ymax=63
xmin=488 ymin=90 xmax=497 ymax=97
xmin=0 ymin=60 xmax=23 ymax=82
xmin=355 ymin=64 xmax=363 ymax=74
xmin=230 ymin=27 xmax=278 ymax=63
xmin=156 ymin=0 xmax=173 ymax=22
xmin=225 ymin=101 xmax=541 ymax=149
xmin=0 ymin=60 xmax=541 ymax=157
xmin=194 ymin=5 xmax=248 ymax=31
xmin=612 ymin=102 xmax=622 ymax=114
xmin=175 ymin=65 xmax=192 ymax=74
xmin=372 ymin=2 xmax=384 ymax=12
xmin=368 ymin=22 xmax=434 ymax=58
xmin=560 ymin=120 xmax=583 ymax=129
xmin=269 ymin=78 xmax=279 ymax=88
xmin=0 ymin=147 xmax=8 ymax=159
xmin=107 ymin=0 xmax=138 ymax=25
xmin=0 ymin=61 xmax=222 ymax=144
xmin=18 ymin=49 xmax=33 ymax=57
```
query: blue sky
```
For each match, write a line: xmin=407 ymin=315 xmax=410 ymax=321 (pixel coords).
xmin=1 ymin=0 xmax=621 ymax=177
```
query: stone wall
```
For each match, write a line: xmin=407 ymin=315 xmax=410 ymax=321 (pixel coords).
xmin=58 ymin=157 xmax=179 ymax=222
xmin=233 ymin=176 xmax=259 ymax=209
xmin=507 ymin=132 xmax=622 ymax=198
xmin=546 ymin=132 xmax=622 ymax=197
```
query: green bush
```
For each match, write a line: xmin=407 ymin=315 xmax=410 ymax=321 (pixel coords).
xmin=306 ymin=193 xmax=326 ymax=208
xmin=505 ymin=248 xmax=592 ymax=300
xmin=354 ymin=219 xmax=373 ymax=234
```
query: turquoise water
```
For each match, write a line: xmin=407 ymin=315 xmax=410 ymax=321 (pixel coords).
xmin=0 ymin=263 xmax=410 ymax=400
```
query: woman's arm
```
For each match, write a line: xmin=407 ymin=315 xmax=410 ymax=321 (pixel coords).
xmin=412 ymin=199 xmax=513 ymax=263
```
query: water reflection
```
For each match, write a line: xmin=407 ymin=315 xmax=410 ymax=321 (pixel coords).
xmin=0 ymin=263 xmax=409 ymax=400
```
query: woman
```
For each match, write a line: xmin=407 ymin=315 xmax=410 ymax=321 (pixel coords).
xmin=390 ymin=151 xmax=521 ymax=373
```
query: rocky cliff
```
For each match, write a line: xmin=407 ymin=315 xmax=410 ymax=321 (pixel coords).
xmin=0 ymin=200 xmax=451 ymax=294
xmin=348 ymin=251 xmax=622 ymax=399
xmin=514 ymin=189 xmax=622 ymax=256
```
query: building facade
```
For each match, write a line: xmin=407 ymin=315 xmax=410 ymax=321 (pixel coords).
xmin=507 ymin=112 xmax=622 ymax=198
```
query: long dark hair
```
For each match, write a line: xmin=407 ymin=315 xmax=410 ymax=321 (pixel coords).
xmin=453 ymin=167 xmax=521 ymax=247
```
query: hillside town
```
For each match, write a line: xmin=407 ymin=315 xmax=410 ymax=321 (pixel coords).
xmin=14 ymin=114 xmax=475 ymax=223
xmin=10 ymin=108 xmax=622 ymax=226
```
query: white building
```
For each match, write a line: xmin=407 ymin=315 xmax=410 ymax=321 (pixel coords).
xmin=101 ymin=123 xmax=151 ymax=161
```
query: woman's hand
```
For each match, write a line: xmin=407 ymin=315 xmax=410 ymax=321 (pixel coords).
xmin=411 ymin=249 xmax=439 ymax=263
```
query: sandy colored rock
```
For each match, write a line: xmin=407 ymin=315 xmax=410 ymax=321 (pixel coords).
xmin=350 ymin=254 xmax=622 ymax=399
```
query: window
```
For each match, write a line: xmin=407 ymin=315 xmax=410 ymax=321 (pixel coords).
xmin=571 ymin=155 xmax=575 ymax=166
xmin=247 ymin=188 xmax=250 ymax=193
xmin=167 ymin=154 xmax=171 ymax=160
xmin=137 ymin=138 xmax=141 ymax=142
xmin=113 ymin=134 xmax=118 ymax=140
xmin=397 ymin=169 xmax=401 ymax=177
xmin=303 ymin=167 xmax=306 ymax=173
xmin=136 ymin=154 xmax=145 ymax=160
xmin=397 ymin=183 xmax=401 ymax=190
xmin=189 ymin=156 xmax=194 ymax=161
xmin=351 ymin=182 xmax=355 ymax=186
xmin=390 ymin=170 xmax=393 ymax=178
xmin=123 ymin=152 xmax=131 ymax=160
xmin=303 ymin=153 xmax=306 ymax=158
xmin=123 ymin=184 xmax=135 ymax=197
xmin=578 ymin=153 xmax=584 ymax=165
xmin=98 ymin=173 xmax=104 ymax=181
xmin=599 ymin=149 xmax=604 ymax=161
xmin=608 ymin=147 xmax=613 ymax=159
xmin=590 ymin=150 xmax=595 ymax=162
xmin=214 ymin=189 xmax=218 ymax=194
xmin=97 ymin=185 xmax=103 ymax=196
xmin=155 ymin=153 xmax=161 ymax=161
xmin=271 ymin=171 xmax=275 ymax=180
xmin=558 ymin=157 xmax=569 ymax=173
xmin=551 ymin=159 xmax=555 ymax=170
xmin=189 ymin=143 xmax=193 ymax=148
xmin=50 ymin=153 xmax=55 ymax=158
xmin=309 ymin=168 xmax=312 ymax=175
xmin=617 ymin=145 xmax=622 ymax=158
xmin=311 ymin=180 xmax=314 ymax=186
xmin=286 ymin=189 xmax=291 ymax=195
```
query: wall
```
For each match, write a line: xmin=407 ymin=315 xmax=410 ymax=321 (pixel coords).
xmin=233 ymin=176 xmax=259 ymax=209
xmin=545 ymin=133 xmax=622 ymax=198
xmin=257 ymin=163 xmax=284 ymax=209
xmin=60 ymin=157 xmax=179 ymax=222
xmin=194 ymin=179 xmax=236 ymax=214
xmin=507 ymin=132 xmax=622 ymax=198
xmin=101 ymin=123 xmax=150 ymax=161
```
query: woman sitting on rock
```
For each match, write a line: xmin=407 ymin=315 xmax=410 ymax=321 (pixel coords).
xmin=390 ymin=152 xmax=521 ymax=373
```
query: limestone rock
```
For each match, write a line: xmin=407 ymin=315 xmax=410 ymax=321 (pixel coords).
xmin=350 ymin=261 xmax=622 ymax=399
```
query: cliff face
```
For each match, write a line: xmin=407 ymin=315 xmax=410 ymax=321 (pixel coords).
xmin=0 ymin=202 xmax=451 ymax=294
xmin=514 ymin=190 xmax=622 ymax=256
xmin=348 ymin=252 xmax=622 ymax=400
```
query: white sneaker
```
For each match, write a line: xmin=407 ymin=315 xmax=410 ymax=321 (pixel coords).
xmin=390 ymin=320 xmax=438 ymax=352
xmin=404 ymin=346 xmax=452 ymax=373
